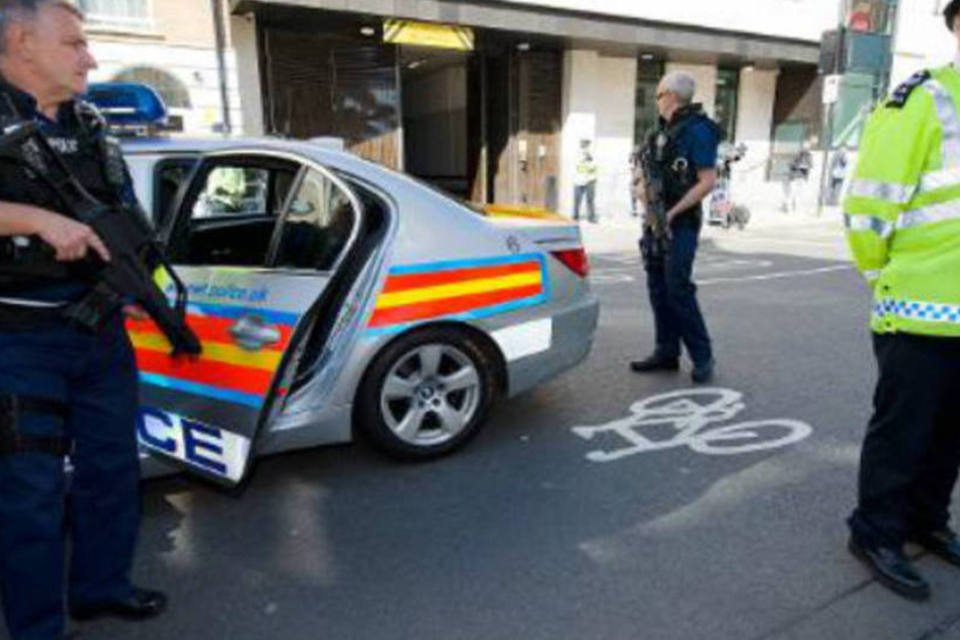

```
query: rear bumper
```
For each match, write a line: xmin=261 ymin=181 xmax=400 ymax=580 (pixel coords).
xmin=505 ymin=293 xmax=599 ymax=397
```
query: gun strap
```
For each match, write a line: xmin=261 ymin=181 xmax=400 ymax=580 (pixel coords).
xmin=61 ymin=284 xmax=122 ymax=333
xmin=0 ymin=393 xmax=72 ymax=457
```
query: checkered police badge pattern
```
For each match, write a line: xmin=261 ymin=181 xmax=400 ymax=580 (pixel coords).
xmin=874 ymin=299 xmax=960 ymax=324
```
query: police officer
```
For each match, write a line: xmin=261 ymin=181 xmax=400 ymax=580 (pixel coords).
xmin=0 ymin=2 xmax=165 ymax=638
xmin=843 ymin=0 xmax=960 ymax=601
xmin=631 ymin=71 xmax=719 ymax=383
xmin=573 ymin=138 xmax=598 ymax=223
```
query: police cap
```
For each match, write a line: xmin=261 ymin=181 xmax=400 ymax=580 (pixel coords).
xmin=945 ymin=0 xmax=960 ymax=31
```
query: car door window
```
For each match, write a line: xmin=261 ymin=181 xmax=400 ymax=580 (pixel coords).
xmin=193 ymin=166 xmax=269 ymax=218
xmin=272 ymin=168 xmax=356 ymax=271
xmin=153 ymin=157 xmax=197 ymax=229
xmin=177 ymin=161 xmax=297 ymax=267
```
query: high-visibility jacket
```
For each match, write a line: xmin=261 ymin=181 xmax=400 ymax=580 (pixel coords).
xmin=574 ymin=152 xmax=598 ymax=186
xmin=844 ymin=64 xmax=960 ymax=337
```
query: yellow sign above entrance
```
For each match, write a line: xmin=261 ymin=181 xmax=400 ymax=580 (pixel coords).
xmin=383 ymin=19 xmax=475 ymax=51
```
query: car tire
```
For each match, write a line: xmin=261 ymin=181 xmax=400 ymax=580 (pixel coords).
xmin=356 ymin=327 xmax=497 ymax=459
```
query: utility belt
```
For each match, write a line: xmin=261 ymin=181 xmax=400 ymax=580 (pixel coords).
xmin=0 ymin=284 xmax=123 ymax=333
xmin=0 ymin=393 xmax=71 ymax=457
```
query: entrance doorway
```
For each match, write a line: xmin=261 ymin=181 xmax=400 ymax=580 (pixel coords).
xmin=400 ymin=46 xmax=470 ymax=197
xmin=256 ymin=9 xmax=563 ymax=209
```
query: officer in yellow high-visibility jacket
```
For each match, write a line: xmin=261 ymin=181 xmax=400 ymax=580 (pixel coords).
xmin=844 ymin=0 xmax=960 ymax=601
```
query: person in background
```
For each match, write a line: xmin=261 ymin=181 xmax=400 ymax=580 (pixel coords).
xmin=782 ymin=143 xmax=812 ymax=213
xmin=828 ymin=147 xmax=849 ymax=206
xmin=629 ymin=145 xmax=643 ymax=218
xmin=573 ymin=138 xmax=598 ymax=223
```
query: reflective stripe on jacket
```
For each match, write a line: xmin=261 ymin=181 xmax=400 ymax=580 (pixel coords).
xmin=844 ymin=64 xmax=960 ymax=337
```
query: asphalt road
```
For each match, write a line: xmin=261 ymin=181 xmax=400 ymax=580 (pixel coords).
xmin=12 ymin=220 xmax=960 ymax=640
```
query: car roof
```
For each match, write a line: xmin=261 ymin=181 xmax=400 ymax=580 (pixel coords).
xmin=122 ymin=135 xmax=344 ymax=159
xmin=123 ymin=135 xmax=404 ymax=189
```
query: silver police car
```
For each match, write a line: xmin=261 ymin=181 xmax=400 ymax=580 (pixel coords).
xmin=122 ymin=135 xmax=598 ymax=484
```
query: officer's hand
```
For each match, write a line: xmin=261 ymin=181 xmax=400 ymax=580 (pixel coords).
xmin=31 ymin=210 xmax=111 ymax=263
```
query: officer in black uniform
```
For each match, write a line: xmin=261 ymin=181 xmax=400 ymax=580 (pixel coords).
xmin=631 ymin=70 xmax=720 ymax=383
xmin=0 ymin=2 xmax=165 ymax=638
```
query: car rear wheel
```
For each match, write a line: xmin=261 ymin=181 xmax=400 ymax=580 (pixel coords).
xmin=356 ymin=327 xmax=497 ymax=459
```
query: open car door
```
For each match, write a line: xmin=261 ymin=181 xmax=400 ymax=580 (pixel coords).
xmin=128 ymin=150 xmax=362 ymax=484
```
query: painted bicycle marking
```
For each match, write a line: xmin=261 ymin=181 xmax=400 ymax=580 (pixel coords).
xmin=571 ymin=388 xmax=812 ymax=463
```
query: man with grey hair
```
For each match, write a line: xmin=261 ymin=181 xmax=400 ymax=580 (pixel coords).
xmin=631 ymin=70 xmax=720 ymax=383
xmin=0 ymin=2 xmax=165 ymax=638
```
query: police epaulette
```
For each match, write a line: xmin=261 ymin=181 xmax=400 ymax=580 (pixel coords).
xmin=886 ymin=70 xmax=931 ymax=108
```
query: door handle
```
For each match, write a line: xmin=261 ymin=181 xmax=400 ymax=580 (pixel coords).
xmin=230 ymin=315 xmax=281 ymax=351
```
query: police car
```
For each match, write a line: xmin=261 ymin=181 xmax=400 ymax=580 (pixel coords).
xmin=90 ymin=84 xmax=599 ymax=485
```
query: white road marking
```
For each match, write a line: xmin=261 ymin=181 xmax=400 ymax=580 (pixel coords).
xmin=571 ymin=388 xmax=812 ymax=462
xmin=696 ymin=265 xmax=853 ymax=285
xmin=589 ymin=264 xmax=853 ymax=286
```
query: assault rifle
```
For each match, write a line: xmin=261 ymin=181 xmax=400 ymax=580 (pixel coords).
xmin=640 ymin=142 xmax=668 ymax=239
xmin=0 ymin=120 xmax=201 ymax=356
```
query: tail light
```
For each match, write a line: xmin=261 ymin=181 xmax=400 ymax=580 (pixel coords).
xmin=551 ymin=248 xmax=590 ymax=278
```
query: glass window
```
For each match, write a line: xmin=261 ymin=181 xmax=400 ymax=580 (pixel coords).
xmin=192 ymin=167 xmax=269 ymax=219
xmin=178 ymin=162 xmax=297 ymax=268
xmin=274 ymin=170 xmax=356 ymax=272
xmin=714 ymin=68 xmax=740 ymax=141
xmin=78 ymin=0 xmax=150 ymax=28
xmin=153 ymin=157 xmax=197 ymax=228
xmin=634 ymin=59 xmax=665 ymax=147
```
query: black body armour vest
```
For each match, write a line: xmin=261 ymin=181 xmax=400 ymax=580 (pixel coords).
xmin=0 ymin=83 xmax=129 ymax=297
xmin=647 ymin=104 xmax=719 ymax=226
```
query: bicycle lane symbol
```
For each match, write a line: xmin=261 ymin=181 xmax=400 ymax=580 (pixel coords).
xmin=571 ymin=388 xmax=813 ymax=463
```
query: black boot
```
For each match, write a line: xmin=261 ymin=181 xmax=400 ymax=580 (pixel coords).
xmin=691 ymin=358 xmax=715 ymax=384
xmin=911 ymin=528 xmax=960 ymax=568
xmin=630 ymin=354 xmax=679 ymax=373
xmin=71 ymin=587 xmax=168 ymax=621
xmin=848 ymin=538 xmax=930 ymax=601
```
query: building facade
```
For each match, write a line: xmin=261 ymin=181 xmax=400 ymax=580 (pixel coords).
xmin=227 ymin=0 xmax=838 ymax=219
xmin=81 ymin=0 xmax=243 ymax=135
xmin=891 ymin=0 xmax=956 ymax=85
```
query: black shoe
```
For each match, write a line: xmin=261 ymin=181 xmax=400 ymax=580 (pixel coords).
xmin=691 ymin=359 xmax=715 ymax=384
xmin=911 ymin=528 xmax=960 ymax=568
xmin=71 ymin=587 xmax=168 ymax=621
xmin=630 ymin=354 xmax=679 ymax=373
xmin=847 ymin=538 xmax=930 ymax=601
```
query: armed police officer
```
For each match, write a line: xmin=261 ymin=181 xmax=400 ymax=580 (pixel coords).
xmin=843 ymin=0 xmax=960 ymax=602
xmin=631 ymin=71 xmax=719 ymax=383
xmin=0 ymin=2 xmax=166 ymax=638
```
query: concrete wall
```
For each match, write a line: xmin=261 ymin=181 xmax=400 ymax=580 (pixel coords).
xmin=891 ymin=0 xmax=956 ymax=87
xmin=153 ymin=0 xmax=231 ymax=47
xmin=91 ymin=41 xmax=243 ymax=135
xmin=498 ymin=0 xmax=837 ymax=42
xmin=232 ymin=13 xmax=264 ymax=135
xmin=86 ymin=0 xmax=242 ymax=135
xmin=560 ymin=50 xmax=637 ymax=221
xmin=732 ymin=68 xmax=778 ymax=195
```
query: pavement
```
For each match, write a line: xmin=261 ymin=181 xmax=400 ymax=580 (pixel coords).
xmin=9 ymin=207 xmax=960 ymax=640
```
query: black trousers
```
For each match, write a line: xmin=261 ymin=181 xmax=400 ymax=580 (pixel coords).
xmin=641 ymin=224 xmax=712 ymax=366
xmin=849 ymin=333 xmax=960 ymax=548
